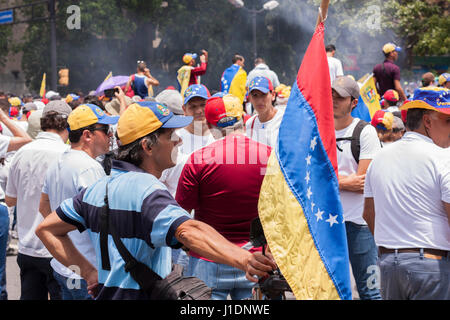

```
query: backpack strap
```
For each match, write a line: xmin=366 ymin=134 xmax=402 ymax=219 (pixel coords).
xmin=350 ymin=120 xmax=369 ymax=164
xmin=99 ymin=180 xmax=177 ymax=299
xmin=99 ymin=182 xmax=111 ymax=271
xmin=335 ymin=120 xmax=369 ymax=164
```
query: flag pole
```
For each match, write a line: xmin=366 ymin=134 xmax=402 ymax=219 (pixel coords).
xmin=315 ymin=0 xmax=330 ymax=28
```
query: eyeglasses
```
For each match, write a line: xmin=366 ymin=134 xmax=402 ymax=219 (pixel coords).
xmin=89 ymin=125 xmax=112 ymax=136
xmin=137 ymin=60 xmax=145 ymax=64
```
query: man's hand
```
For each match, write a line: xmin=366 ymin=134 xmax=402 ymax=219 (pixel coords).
xmin=339 ymin=173 xmax=366 ymax=193
xmin=200 ymin=50 xmax=208 ymax=63
xmin=245 ymin=251 xmax=277 ymax=283
xmin=85 ymin=269 xmax=100 ymax=299
xmin=114 ymin=86 xmax=125 ymax=100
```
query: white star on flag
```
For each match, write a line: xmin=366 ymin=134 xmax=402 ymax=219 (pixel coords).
xmin=306 ymin=187 xmax=312 ymax=199
xmin=305 ymin=154 xmax=312 ymax=165
xmin=305 ymin=171 xmax=310 ymax=184
xmin=325 ymin=214 xmax=339 ymax=227
xmin=310 ymin=136 xmax=317 ymax=151
xmin=315 ymin=208 xmax=324 ymax=222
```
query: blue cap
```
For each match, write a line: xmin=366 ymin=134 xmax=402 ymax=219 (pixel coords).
xmin=212 ymin=92 xmax=226 ymax=98
xmin=183 ymin=84 xmax=211 ymax=105
xmin=248 ymin=76 xmax=274 ymax=94
xmin=68 ymin=103 xmax=119 ymax=130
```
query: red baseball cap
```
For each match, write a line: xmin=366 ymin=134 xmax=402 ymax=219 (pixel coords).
xmin=383 ymin=89 xmax=399 ymax=102
xmin=205 ymin=94 xmax=244 ymax=127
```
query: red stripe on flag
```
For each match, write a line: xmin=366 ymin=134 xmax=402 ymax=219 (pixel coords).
xmin=296 ymin=23 xmax=338 ymax=175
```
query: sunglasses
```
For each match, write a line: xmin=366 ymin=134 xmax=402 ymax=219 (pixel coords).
xmin=89 ymin=125 xmax=112 ymax=136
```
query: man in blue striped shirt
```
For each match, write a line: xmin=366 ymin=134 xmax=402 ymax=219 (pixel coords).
xmin=36 ymin=101 xmax=277 ymax=299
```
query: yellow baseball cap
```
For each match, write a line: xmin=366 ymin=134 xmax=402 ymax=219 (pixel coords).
xmin=382 ymin=43 xmax=401 ymax=54
xmin=68 ymin=104 xmax=119 ymax=131
xmin=117 ymin=101 xmax=193 ymax=146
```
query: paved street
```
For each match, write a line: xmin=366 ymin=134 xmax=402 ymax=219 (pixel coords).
xmin=5 ymin=239 xmax=20 ymax=300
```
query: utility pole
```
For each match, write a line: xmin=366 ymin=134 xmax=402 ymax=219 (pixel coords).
xmin=49 ymin=0 xmax=57 ymax=91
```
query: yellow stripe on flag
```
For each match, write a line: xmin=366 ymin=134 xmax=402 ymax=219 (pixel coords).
xmin=39 ymin=73 xmax=46 ymax=98
xmin=359 ymin=74 xmax=381 ymax=118
xmin=258 ymin=151 xmax=341 ymax=300
xmin=104 ymin=71 xmax=112 ymax=82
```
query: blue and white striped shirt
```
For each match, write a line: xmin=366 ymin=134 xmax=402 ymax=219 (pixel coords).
xmin=56 ymin=160 xmax=191 ymax=299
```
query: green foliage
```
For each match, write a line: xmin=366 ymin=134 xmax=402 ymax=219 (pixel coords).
xmin=0 ymin=26 xmax=12 ymax=67
xmin=383 ymin=0 xmax=450 ymax=56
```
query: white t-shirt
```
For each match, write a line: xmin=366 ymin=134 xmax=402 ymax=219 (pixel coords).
xmin=43 ymin=149 xmax=104 ymax=278
xmin=2 ymin=120 xmax=28 ymax=137
xmin=6 ymin=132 xmax=70 ymax=258
xmin=159 ymin=128 xmax=215 ymax=197
xmin=0 ymin=135 xmax=11 ymax=199
xmin=327 ymin=56 xmax=344 ymax=83
xmin=364 ymin=132 xmax=450 ymax=250
xmin=335 ymin=118 xmax=381 ymax=225
xmin=245 ymin=107 xmax=285 ymax=148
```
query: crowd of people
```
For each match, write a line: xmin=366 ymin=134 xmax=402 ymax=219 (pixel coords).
xmin=0 ymin=41 xmax=448 ymax=301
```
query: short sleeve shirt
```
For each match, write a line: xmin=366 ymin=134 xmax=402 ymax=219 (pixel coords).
xmin=335 ymin=118 xmax=381 ymax=225
xmin=56 ymin=160 xmax=192 ymax=300
xmin=364 ymin=132 xmax=450 ymax=250
xmin=373 ymin=60 xmax=401 ymax=96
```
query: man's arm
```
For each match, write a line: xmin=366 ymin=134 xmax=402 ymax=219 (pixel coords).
xmin=362 ymin=197 xmax=376 ymax=235
xmin=444 ymin=201 xmax=450 ymax=227
xmin=5 ymin=195 xmax=16 ymax=207
xmin=36 ymin=212 xmax=99 ymax=295
xmin=144 ymin=68 xmax=159 ymax=87
xmin=192 ymin=50 xmax=208 ymax=76
xmin=124 ymin=75 xmax=133 ymax=93
xmin=175 ymin=219 xmax=276 ymax=282
xmin=0 ymin=109 xmax=32 ymax=152
xmin=393 ymin=79 xmax=407 ymax=101
xmin=39 ymin=193 xmax=52 ymax=218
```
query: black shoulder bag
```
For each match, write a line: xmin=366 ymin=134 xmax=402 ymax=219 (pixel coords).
xmin=99 ymin=181 xmax=212 ymax=300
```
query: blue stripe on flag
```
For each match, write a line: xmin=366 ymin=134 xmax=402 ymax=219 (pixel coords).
xmin=277 ymin=81 xmax=352 ymax=300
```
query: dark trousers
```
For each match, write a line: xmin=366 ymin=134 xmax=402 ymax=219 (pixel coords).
xmin=17 ymin=253 xmax=61 ymax=300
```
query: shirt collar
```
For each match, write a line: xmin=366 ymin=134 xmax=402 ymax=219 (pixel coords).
xmin=403 ymin=131 xmax=434 ymax=144
xmin=35 ymin=131 xmax=66 ymax=143
xmin=111 ymin=159 xmax=146 ymax=174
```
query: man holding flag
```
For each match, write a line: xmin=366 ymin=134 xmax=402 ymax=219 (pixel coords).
xmin=220 ymin=54 xmax=247 ymax=104
xmin=250 ymin=0 xmax=352 ymax=300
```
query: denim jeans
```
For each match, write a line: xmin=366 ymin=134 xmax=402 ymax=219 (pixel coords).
xmin=379 ymin=251 xmax=450 ymax=300
xmin=345 ymin=221 xmax=382 ymax=300
xmin=0 ymin=203 xmax=9 ymax=300
xmin=172 ymin=249 xmax=189 ymax=273
xmin=186 ymin=256 xmax=255 ymax=300
xmin=53 ymin=271 xmax=92 ymax=300
xmin=16 ymin=253 xmax=62 ymax=300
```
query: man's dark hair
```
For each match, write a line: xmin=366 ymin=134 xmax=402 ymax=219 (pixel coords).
xmin=137 ymin=61 xmax=147 ymax=72
xmin=325 ymin=44 xmax=336 ymax=52
xmin=84 ymin=95 xmax=105 ymax=110
xmin=0 ymin=98 xmax=10 ymax=113
xmin=115 ymin=127 xmax=168 ymax=167
xmin=68 ymin=123 xmax=98 ymax=144
xmin=40 ymin=111 xmax=69 ymax=132
xmin=254 ymin=57 xmax=265 ymax=65
xmin=69 ymin=99 xmax=82 ymax=110
xmin=232 ymin=54 xmax=244 ymax=64
xmin=405 ymin=108 xmax=432 ymax=131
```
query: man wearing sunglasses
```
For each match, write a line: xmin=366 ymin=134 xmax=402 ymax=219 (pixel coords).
xmin=38 ymin=104 xmax=118 ymax=300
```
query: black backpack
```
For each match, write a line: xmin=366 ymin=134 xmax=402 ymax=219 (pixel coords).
xmin=336 ymin=119 xmax=370 ymax=164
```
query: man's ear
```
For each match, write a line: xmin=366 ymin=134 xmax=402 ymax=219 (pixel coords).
xmin=422 ymin=112 xmax=432 ymax=130
xmin=351 ymin=98 xmax=358 ymax=111
xmin=271 ymin=91 xmax=276 ymax=102
xmin=141 ymin=138 xmax=153 ymax=156
xmin=182 ymin=105 xmax=187 ymax=116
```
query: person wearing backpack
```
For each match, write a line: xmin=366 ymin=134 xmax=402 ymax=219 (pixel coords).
xmin=332 ymin=76 xmax=382 ymax=300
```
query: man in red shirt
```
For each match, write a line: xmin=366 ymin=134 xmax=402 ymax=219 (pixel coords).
xmin=185 ymin=50 xmax=208 ymax=86
xmin=176 ymin=94 xmax=271 ymax=300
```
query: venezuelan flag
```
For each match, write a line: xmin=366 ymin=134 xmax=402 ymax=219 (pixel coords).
xmin=258 ymin=22 xmax=352 ymax=300
xmin=221 ymin=65 xmax=247 ymax=104
xmin=176 ymin=65 xmax=192 ymax=97
xmin=355 ymin=74 xmax=381 ymax=119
